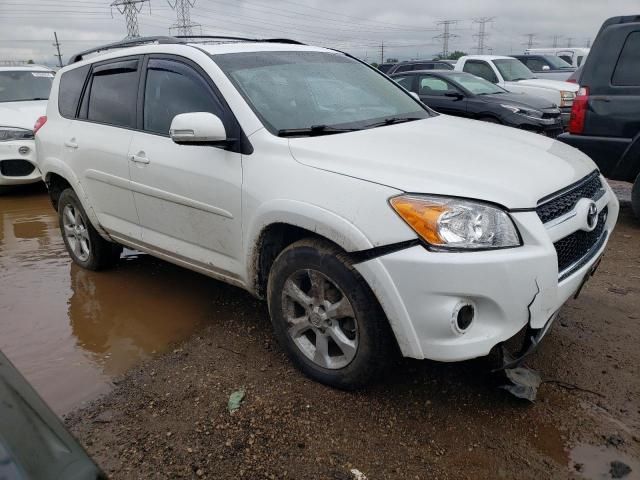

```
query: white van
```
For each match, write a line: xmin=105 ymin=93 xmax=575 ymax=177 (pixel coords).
xmin=524 ymin=48 xmax=590 ymax=68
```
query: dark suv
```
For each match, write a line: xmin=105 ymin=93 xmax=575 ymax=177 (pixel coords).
xmin=511 ymin=55 xmax=575 ymax=81
xmin=558 ymin=15 xmax=640 ymax=218
xmin=386 ymin=60 xmax=454 ymax=75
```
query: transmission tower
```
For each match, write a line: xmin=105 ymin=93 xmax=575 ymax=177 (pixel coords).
xmin=167 ymin=0 xmax=200 ymax=36
xmin=111 ymin=0 xmax=148 ymax=38
xmin=434 ymin=20 xmax=458 ymax=58
xmin=523 ymin=33 xmax=537 ymax=49
xmin=566 ymin=37 xmax=573 ymax=47
xmin=472 ymin=17 xmax=494 ymax=54
xmin=552 ymin=35 xmax=561 ymax=48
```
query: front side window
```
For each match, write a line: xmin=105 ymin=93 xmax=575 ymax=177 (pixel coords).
xmin=447 ymin=73 xmax=506 ymax=95
xmin=612 ymin=32 xmax=640 ymax=86
xmin=143 ymin=59 xmax=225 ymax=135
xmin=462 ymin=61 xmax=499 ymax=83
xmin=87 ymin=60 xmax=138 ymax=128
xmin=523 ymin=58 xmax=546 ymax=71
xmin=213 ymin=51 xmax=429 ymax=134
xmin=418 ymin=76 xmax=456 ymax=96
xmin=393 ymin=76 xmax=414 ymax=91
xmin=493 ymin=59 xmax=535 ymax=81
xmin=0 ymin=70 xmax=53 ymax=103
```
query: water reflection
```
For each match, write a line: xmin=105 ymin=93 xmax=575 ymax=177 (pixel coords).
xmin=0 ymin=189 xmax=212 ymax=413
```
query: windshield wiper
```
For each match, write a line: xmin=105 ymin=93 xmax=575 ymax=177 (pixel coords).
xmin=277 ymin=125 xmax=359 ymax=137
xmin=363 ymin=116 xmax=422 ymax=129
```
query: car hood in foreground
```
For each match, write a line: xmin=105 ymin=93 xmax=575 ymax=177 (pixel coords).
xmin=507 ymin=78 xmax=579 ymax=92
xmin=288 ymin=115 xmax=596 ymax=209
xmin=0 ymin=100 xmax=47 ymax=130
xmin=480 ymin=91 xmax=559 ymax=110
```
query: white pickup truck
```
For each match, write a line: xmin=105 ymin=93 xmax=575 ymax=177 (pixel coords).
xmin=455 ymin=55 xmax=578 ymax=125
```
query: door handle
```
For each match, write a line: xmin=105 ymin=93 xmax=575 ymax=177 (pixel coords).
xmin=129 ymin=154 xmax=150 ymax=164
xmin=64 ymin=140 xmax=78 ymax=149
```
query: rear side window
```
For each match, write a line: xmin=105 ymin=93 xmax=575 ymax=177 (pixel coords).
xmin=413 ymin=63 xmax=433 ymax=70
xmin=87 ymin=59 xmax=139 ymax=128
xmin=612 ymin=32 xmax=640 ymax=86
xmin=394 ymin=64 xmax=413 ymax=73
xmin=58 ymin=65 xmax=89 ymax=118
xmin=143 ymin=59 xmax=225 ymax=135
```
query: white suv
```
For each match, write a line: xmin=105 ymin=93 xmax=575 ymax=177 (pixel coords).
xmin=36 ymin=37 xmax=619 ymax=388
xmin=0 ymin=65 xmax=54 ymax=190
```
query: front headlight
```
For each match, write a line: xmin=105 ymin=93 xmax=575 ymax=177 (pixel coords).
xmin=500 ymin=104 xmax=543 ymax=119
xmin=390 ymin=195 xmax=521 ymax=250
xmin=0 ymin=127 xmax=34 ymax=142
xmin=559 ymin=90 xmax=575 ymax=107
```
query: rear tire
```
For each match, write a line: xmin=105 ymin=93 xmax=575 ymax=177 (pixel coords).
xmin=632 ymin=175 xmax=640 ymax=221
xmin=267 ymin=238 xmax=394 ymax=390
xmin=58 ymin=188 xmax=121 ymax=270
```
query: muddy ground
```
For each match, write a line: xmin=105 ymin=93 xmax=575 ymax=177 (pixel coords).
xmin=60 ymin=192 xmax=640 ymax=480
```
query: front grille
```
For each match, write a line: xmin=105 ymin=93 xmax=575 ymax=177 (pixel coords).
xmin=536 ymin=171 xmax=605 ymax=224
xmin=541 ymin=111 xmax=561 ymax=119
xmin=0 ymin=159 xmax=35 ymax=177
xmin=554 ymin=207 xmax=608 ymax=279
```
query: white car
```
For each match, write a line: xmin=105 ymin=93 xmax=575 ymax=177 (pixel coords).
xmin=36 ymin=37 xmax=619 ymax=389
xmin=0 ymin=65 xmax=54 ymax=190
xmin=455 ymin=55 xmax=579 ymax=125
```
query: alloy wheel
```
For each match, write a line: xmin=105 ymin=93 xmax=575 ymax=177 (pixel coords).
xmin=62 ymin=204 xmax=91 ymax=262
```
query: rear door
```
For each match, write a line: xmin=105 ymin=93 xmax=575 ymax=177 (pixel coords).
xmin=65 ymin=57 xmax=141 ymax=240
xmin=127 ymin=55 xmax=244 ymax=281
xmin=416 ymin=74 xmax=468 ymax=116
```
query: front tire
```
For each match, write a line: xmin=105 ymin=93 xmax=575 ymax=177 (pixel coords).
xmin=58 ymin=188 xmax=122 ymax=270
xmin=267 ymin=238 xmax=394 ymax=389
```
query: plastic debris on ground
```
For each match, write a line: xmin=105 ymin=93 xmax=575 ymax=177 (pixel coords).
xmin=227 ymin=389 xmax=245 ymax=413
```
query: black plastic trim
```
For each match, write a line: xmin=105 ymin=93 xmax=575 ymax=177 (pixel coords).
xmin=349 ymin=239 xmax=421 ymax=264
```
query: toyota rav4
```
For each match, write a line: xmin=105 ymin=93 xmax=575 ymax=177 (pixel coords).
xmin=35 ymin=37 xmax=619 ymax=389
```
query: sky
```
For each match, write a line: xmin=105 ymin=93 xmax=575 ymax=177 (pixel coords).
xmin=0 ymin=0 xmax=638 ymax=66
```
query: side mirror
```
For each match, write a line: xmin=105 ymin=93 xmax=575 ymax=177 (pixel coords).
xmin=169 ymin=112 xmax=228 ymax=145
xmin=444 ymin=91 xmax=464 ymax=100
xmin=542 ymin=65 xmax=551 ymax=71
xmin=410 ymin=91 xmax=420 ymax=101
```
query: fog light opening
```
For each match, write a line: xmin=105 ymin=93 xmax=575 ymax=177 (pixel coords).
xmin=452 ymin=303 xmax=474 ymax=334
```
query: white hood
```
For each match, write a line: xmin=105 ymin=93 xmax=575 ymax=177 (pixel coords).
xmin=288 ymin=115 xmax=596 ymax=209
xmin=508 ymin=78 xmax=579 ymax=92
xmin=0 ymin=100 xmax=48 ymax=131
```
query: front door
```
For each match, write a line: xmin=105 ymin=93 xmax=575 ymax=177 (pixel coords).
xmin=128 ymin=56 xmax=244 ymax=281
xmin=416 ymin=75 xmax=468 ymax=116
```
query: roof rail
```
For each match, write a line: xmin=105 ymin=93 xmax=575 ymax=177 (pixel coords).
xmin=68 ymin=35 xmax=306 ymax=65
xmin=68 ymin=36 xmax=178 ymax=64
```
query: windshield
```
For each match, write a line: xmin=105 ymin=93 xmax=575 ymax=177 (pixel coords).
xmin=212 ymin=51 xmax=429 ymax=134
xmin=494 ymin=59 xmax=536 ymax=81
xmin=0 ymin=70 xmax=54 ymax=103
xmin=447 ymin=73 xmax=506 ymax=95
xmin=544 ymin=56 xmax=573 ymax=69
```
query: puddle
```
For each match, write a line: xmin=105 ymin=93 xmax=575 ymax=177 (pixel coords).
xmin=0 ymin=189 xmax=219 ymax=413
xmin=570 ymin=444 xmax=640 ymax=479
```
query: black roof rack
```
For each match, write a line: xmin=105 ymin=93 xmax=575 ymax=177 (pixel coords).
xmin=68 ymin=35 xmax=305 ymax=64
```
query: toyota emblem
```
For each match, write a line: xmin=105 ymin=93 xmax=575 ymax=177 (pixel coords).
xmin=586 ymin=202 xmax=598 ymax=230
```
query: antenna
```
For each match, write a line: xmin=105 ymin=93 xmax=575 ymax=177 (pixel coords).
xmin=167 ymin=0 xmax=201 ymax=36
xmin=111 ymin=0 xmax=149 ymax=38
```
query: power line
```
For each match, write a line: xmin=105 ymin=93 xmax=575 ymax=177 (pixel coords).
xmin=111 ymin=0 xmax=149 ymax=38
xmin=472 ymin=16 xmax=494 ymax=54
xmin=523 ymin=33 xmax=537 ymax=49
xmin=167 ymin=0 xmax=200 ymax=36
xmin=53 ymin=31 xmax=63 ymax=67
xmin=434 ymin=20 xmax=458 ymax=58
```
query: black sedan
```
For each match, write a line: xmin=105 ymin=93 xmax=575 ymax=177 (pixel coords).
xmin=390 ymin=70 xmax=564 ymax=137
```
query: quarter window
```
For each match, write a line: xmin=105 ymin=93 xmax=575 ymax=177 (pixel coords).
xmin=87 ymin=60 xmax=138 ymax=128
xmin=143 ymin=59 xmax=225 ymax=136
xmin=462 ymin=61 xmax=498 ymax=83
xmin=59 ymin=65 xmax=89 ymax=118
xmin=612 ymin=32 xmax=640 ymax=86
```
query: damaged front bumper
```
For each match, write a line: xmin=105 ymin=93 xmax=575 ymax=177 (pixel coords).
xmin=353 ymin=188 xmax=619 ymax=362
